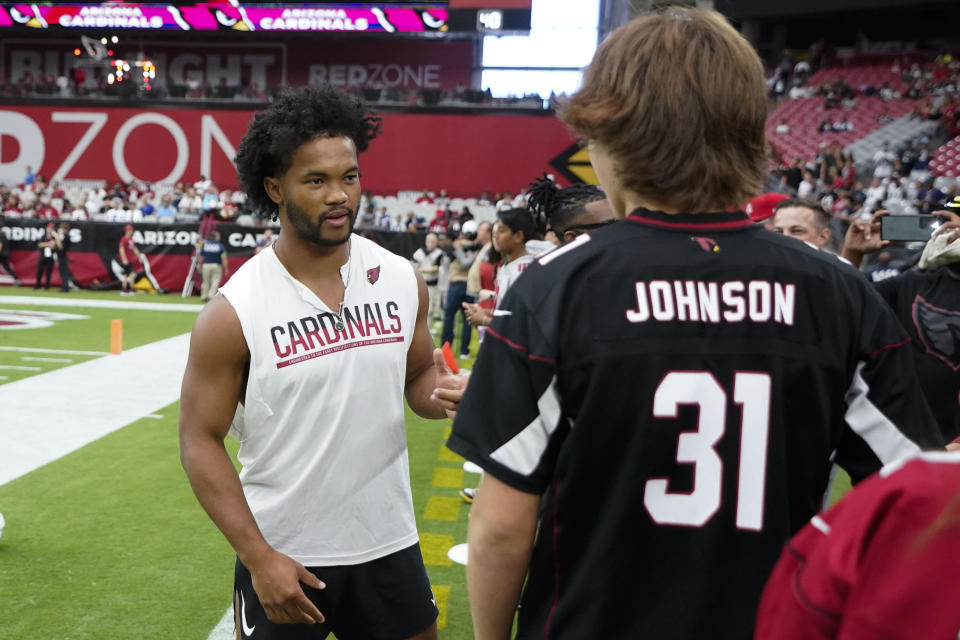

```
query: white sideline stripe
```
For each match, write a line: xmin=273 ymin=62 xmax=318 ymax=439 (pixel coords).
xmin=145 ymin=414 xmax=164 ymax=419
xmin=22 ymin=356 xmax=74 ymax=363
xmin=206 ymin=607 xmax=234 ymax=640
xmin=0 ymin=295 xmax=203 ymax=312
xmin=0 ymin=365 xmax=41 ymax=371
xmin=0 ymin=376 xmax=7 ymax=380
xmin=844 ymin=362 xmax=922 ymax=465
xmin=490 ymin=376 xmax=561 ymax=475
xmin=0 ymin=346 xmax=110 ymax=356
xmin=0 ymin=333 xmax=191 ymax=486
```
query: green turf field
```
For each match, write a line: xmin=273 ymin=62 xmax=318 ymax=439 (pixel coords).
xmin=0 ymin=288 xmax=477 ymax=639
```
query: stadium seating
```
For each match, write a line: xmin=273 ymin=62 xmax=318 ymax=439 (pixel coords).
xmin=805 ymin=64 xmax=910 ymax=95
xmin=767 ymin=96 xmax=914 ymax=162
xmin=930 ymin=136 xmax=960 ymax=177
xmin=846 ymin=115 xmax=937 ymax=164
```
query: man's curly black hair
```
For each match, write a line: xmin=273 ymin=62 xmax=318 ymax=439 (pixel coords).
xmin=235 ymin=85 xmax=383 ymax=220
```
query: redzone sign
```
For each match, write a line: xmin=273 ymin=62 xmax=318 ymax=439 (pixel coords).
xmin=0 ymin=105 xmax=577 ymax=196
xmin=0 ymin=106 xmax=250 ymax=187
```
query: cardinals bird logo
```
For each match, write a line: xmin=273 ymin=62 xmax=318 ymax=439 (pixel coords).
xmin=691 ymin=236 xmax=720 ymax=253
xmin=366 ymin=265 xmax=381 ymax=285
xmin=913 ymin=295 xmax=960 ymax=371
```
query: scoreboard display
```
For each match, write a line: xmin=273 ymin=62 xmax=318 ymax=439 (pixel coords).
xmin=0 ymin=2 xmax=451 ymax=33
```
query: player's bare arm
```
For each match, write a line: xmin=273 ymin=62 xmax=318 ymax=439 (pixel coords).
xmin=467 ymin=473 xmax=539 ymax=640
xmin=405 ymin=271 xmax=465 ymax=419
xmin=179 ymin=295 xmax=325 ymax=625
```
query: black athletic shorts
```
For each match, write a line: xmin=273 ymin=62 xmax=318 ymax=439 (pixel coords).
xmin=120 ymin=262 xmax=133 ymax=275
xmin=233 ymin=543 xmax=438 ymax=640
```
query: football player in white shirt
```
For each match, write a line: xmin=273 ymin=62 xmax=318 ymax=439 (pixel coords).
xmin=179 ymin=86 xmax=464 ymax=640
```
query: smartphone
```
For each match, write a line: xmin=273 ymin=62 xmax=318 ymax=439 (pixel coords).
xmin=880 ymin=215 xmax=940 ymax=242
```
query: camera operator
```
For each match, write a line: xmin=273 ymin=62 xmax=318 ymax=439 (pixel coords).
xmin=842 ymin=207 xmax=960 ymax=445
xmin=440 ymin=220 xmax=483 ymax=359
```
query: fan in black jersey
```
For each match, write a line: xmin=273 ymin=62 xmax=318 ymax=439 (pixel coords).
xmin=842 ymin=209 xmax=960 ymax=443
xmin=443 ymin=9 xmax=943 ymax=640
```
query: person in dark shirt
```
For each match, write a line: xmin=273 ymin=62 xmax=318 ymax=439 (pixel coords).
xmin=34 ymin=222 xmax=56 ymax=290
xmin=0 ymin=220 xmax=21 ymax=285
xmin=54 ymin=221 xmax=77 ymax=292
xmin=442 ymin=9 xmax=942 ymax=640
xmin=843 ymin=209 xmax=960 ymax=442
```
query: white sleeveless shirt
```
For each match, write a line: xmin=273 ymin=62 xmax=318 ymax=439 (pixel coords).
xmin=220 ymin=234 xmax=420 ymax=566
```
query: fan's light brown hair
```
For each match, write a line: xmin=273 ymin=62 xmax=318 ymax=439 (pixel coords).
xmin=560 ymin=7 xmax=767 ymax=212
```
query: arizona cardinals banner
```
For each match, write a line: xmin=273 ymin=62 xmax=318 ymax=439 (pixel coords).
xmin=0 ymin=220 xmax=426 ymax=291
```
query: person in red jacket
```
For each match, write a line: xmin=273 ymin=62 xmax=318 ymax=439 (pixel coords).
xmin=755 ymin=452 xmax=960 ymax=640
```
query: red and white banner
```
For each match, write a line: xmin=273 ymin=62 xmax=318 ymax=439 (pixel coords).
xmin=0 ymin=105 xmax=577 ymax=196
xmin=0 ymin=38 xmax=473 ymax=90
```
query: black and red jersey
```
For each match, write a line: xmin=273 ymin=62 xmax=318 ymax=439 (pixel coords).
xmin=447 ymin=207 xmax=943 ymax=640
xmin=873 ymin=267 xmax=960 ymax=441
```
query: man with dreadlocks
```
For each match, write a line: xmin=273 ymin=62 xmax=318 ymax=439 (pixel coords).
xmin=179 ymin=86 xmax=462 ymax=640
xmin=525 ymin=175 xmax=615 ymax=246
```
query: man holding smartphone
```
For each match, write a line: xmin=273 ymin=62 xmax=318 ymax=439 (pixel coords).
xmin=843 ymin=207 xmax=960 ymax=443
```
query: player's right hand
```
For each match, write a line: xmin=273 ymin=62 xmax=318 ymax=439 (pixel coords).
xmin=248 ymin=548 xmax=326 ymax=625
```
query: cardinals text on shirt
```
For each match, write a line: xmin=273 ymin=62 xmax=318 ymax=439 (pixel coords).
xmin=626 ymin=280 xmax=796 ymax=325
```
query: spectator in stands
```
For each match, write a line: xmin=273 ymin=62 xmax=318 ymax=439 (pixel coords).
xmin=2 ymin=194 xmax=23 ymax=217
xmin=68 ymin=198 xmax=89 ymax=221
xmin=178 ymin=186 xmax=202 ymax=216
xmin=477 ymin=190 xmax=493 ymax=206
xmin=35 ymin=197 xmax=58 ymax=220
xmin=865 ymin=177 xmax=888 ymax=212
xmin=873 ymin=142 xmax=897 ymax=179
xmin=193 ymin=174 xmax=212 ymax=193
xmin=880 ymin=82 xmax=900 ymax=101
xmin=831 ymin=117 xmax=853 ymax=132
xmin=0 ymin=220 xmax=21 ymax=285
xmin=358 ymin=205 xmax=376 ymax=229
xmin=495 ymin=192 xmax=514 ymax=210
xmin=413 ymin=232 xmax=444 ymax=323
xmin=797 ymin=170 xmax=817 ymax=200
xmin=105 ymin=197 xmax=131 ymax=222
xmin=878 ymin=107 xmax=894 ymax=124
xmin=428 ymin=208 xmax=450 ymax=234
xmin=772 ymin=198 xmax=832 ymax=250
xmin=34 ymin=222 xmax=56 ymax=290
xmin=435 ymin=189 xmax=450 ymax=208
xmin=155 ymin=194 xmax=176 ymax=223
xmin=135 ymin=194 xmax=155 ymax=219
xmin=415 ymin=189 xmax=434 ymax=204
xmin=376 ymin=206 xmax=391 ymax=228
xmin=24 ymin=166 xmax=35 ymax=186
xmin=818 ymin=119 xmax=832 ymax=133
xmin=775 ymin=119 xmax=790 ymax=135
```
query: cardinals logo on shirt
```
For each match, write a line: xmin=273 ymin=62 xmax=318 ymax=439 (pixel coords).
xmin=366 ymin=265 xmax=381 ymax=285
xmin=913 ymin=295 xmax=960 ymax=371
xmin=691 ymin=236 xmax=720 ymax=253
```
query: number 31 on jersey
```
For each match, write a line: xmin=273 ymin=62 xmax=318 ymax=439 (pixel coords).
xmin=644 ymin=371 xmax=771 ymax=531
